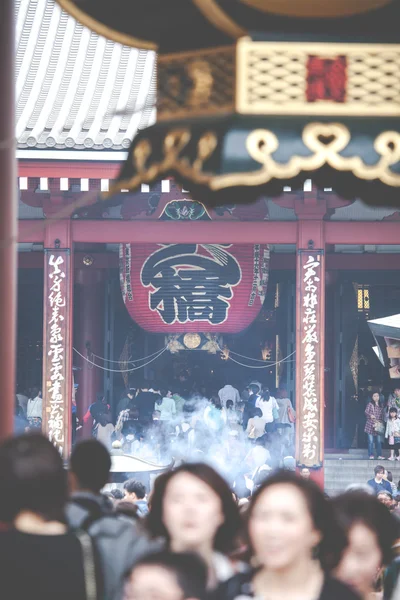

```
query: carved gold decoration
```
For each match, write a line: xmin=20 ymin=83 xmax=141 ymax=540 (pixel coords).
xmin=239 ymin=0 xmax=391 ymax=18
xmin=220 ymin=346 xmax=230 ymax=361
xmin=236 ymin=38 xmax=400 ymax=116
xmin=183 ymin=333 xmax=202 ymax=349
xmin=350 ymin=336 xmax=359 ymax=393
xmin=57 ymin=0 xmax=157 ymax=49
xmin=158 ymin=46 xmax=235 ymax=121
xmin=108 ymin=122 xmax=400 ymax=200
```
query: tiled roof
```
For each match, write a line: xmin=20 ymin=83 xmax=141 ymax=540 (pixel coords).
xmin=16 ymin=0 xmax=156 ymax=150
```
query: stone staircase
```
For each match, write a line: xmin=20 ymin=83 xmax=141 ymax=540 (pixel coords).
xmin=325 ymin=449 xmax=400 ymax=496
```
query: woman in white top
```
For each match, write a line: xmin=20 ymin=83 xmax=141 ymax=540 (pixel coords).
xmin=246 ymin=408 xmax=267 ymax=440
xmin=26 ymin=388 xmax=42 ymax=429
xmin=255 ymin=387 xmax=279 ymax=425
xmin=155 ymin=389 xmax=176 ymax=421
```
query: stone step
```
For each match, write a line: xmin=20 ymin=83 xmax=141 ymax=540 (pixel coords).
xmin=324 ymin=458 xmax=400 ymax=495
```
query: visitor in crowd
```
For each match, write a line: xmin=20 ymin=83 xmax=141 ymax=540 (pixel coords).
xmin=14 ymin=396 xmax=27 ymax=434
xmin=146 ymin=462 xmax=242 ymax=589
xmin=255 ymin=386 xmax=279 ymax=431
xmin=377 ymin=491 xmax=393 ymax=508
xmin=123 ymin=479 xmax=149 ymax=516
xmin=218 ymin=470 xmax=357 ymax=600
xmin=110 ymin=488 xmax=125 ymax=502
xmin=301 ymin=467 xmax=311 ymax=480
xmin=95 ymin=413 xmax=115 ymax=449
xmin=333 ymin=491 xmax=398 ymax=600
xmin=155 ymin=389 xmax=176 ymax=422
xmin=204 ymin=396 xmax=227 ymax=433
xmin=26 ymin=386 xmax=42 ymax=429
xmin=124 ymin=551 xmax=208 ymax=600
xmin=219 ymin=382 xmax=241 ymax=409
xmin=84 ymin=392 xmax=111 ymax=436
xmin=387 ymin=388 xmax=400 ymax=416
xmin=136 ymin=384 xmax=160 ymax=425
xmin=243 ymin=384 xmax=261 ymax=429
xmin=226 ymin=400 xmax=242 ymax=432
xmin=386 ymin=407 xmax=400 ymax=461
xmin=116 ymin=388 xmax=137 ymax=419
xmin=386 ymin=470 xmax=398 ymax=496
xmin=115 ymin=502 xmax=141 ymax=523
xmin=16 ymin=387 xmax=29 ymax=418
xmin=365 ymin=392 xmax=385 ymax=459
xmin=275 ymin=387 xmax=296 ymax=449
xmin=0 ymin=433 xmax=103 ymax=600
xmin=67 ymin=439 xmax=155 ymax=600
xmin=246 ymin=407 xmax=266 ymax=440
xmin=367 ymin=465 xmax=393 ymax=495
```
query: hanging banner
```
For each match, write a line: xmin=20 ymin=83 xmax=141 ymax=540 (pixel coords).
xmin=296 ymin=251 xmax=324 ymax=468
xmin=42 ymin=250 xmax=71 ymax=459
xmin=120 ymin=243 xmax=269 ymax=333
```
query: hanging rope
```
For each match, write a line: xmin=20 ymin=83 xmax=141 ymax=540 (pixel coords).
xmin=91 ymin=346 xmax=169 ymax=365
xmin=73 ymin=346 xmax=168 ymax=373
xmin=225 ymin=350 xmax=296 ymax=369
xmin=228 ymin=348 xmax=281 ymax=364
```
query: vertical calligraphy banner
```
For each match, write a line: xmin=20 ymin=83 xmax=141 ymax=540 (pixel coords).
xmin=42 ymin=249 xmax=72 ymax=459
xmin=296 ymin=250 xmax=325 ymax=468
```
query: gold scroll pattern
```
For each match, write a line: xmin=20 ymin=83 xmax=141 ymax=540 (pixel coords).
xmin=107 ymin=123 xmax=400 ymax=199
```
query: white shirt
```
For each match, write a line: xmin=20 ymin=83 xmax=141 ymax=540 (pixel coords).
xmin=218 ymin=385 xmax=241 ymax=408
xmin=27 ymin=396 xmax=42 ymax=418
xmin=255 ymin=395 xmax=278 ymax=423
xmin=155 ymin=397 xmax=176 ymax=421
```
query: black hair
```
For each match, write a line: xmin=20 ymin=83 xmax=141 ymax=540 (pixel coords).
xmin=247 ymin=470 xmax=347 ymax=571
xmin=115 ymin=501 xmax=140 ymax=521
xmin=128 ymin=551 xmax=207 ymax=600
xmin=374 ymin=465 xmax=385 ymax=476
xmin=260 ymin=387 xmax=271 ymax=402
xmin=147 ymin=463 xmax=241 ymax=554
xmin=70 ymin=440 xmax=111 ymax=493
xmin=390 ymin=407 xmax=398 ymax=415
xmin=253 ymin=407 xmax=263 ymax=418
xmin=248 ymin=384 xmax=260 ymax=395
xmin=123 ymin=479 xmax=146 ymax=499
xmin=0 ymin=433 xmax=67 ymax=523
xmin=96 ymin=392 xmax=105 ymax=403
xmin=332 ymin=492 xmax=399 ymax=565
xmin=226 ymin=400 xmax=234 ymax=409
xmin=110 ymin=488 xmax=124 ymax=500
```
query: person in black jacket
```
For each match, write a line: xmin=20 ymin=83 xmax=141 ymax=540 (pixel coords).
xmin=0 ymin=433 xmax=103 ymax=600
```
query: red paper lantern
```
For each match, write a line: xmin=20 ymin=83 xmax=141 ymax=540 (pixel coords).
xmin=120 ymin=243 xmax=269 ymax=333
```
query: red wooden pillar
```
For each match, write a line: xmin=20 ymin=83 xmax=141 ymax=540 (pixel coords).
xmin=295 ymin=218 xmax=326 ymax=487
xmin=74 ymin=269 xmax=105 ymax=438
xmin=0 ymin=0 xmax=17 ymax=441
xmin=42 ymin=220 xmax=73 ymax=459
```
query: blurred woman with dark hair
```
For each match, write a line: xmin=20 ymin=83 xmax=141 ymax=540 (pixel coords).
xmin=219 ymin=470 xmax=357 ymax=600
xmin=0 ymin=433 xmax=102 ymax=600
xmin=332 ymin=492 xmax=399 ymax=600
xmin=146 ymin=463 xmax=243 ymax=589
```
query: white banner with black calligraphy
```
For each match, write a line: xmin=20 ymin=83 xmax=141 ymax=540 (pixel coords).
xmin=297 ymin=251 xmax=324 ymax=467
xmin=43 ymin=250 xmax=71 ymax=458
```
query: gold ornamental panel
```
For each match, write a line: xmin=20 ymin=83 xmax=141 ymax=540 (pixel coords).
xmin=157 ymin=46 xmax=235 ymax=121
xmin=236 ymin=38 xmax=400 ymax=116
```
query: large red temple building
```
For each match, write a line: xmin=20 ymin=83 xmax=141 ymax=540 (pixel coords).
xmin=15 ymin=0 xmax=400 ymax=482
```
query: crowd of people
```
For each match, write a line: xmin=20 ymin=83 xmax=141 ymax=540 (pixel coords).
xmin=365 ymin=388 xmax=400 ymax=460
xmin=80 ymin=382 xmax=296 ymax=486
xmin=1 ymin=433 xmax=400 ymax=600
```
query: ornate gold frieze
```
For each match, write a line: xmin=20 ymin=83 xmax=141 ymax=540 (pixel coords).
xmin=157 ymin=46 xmax=235 ymax=121
xmin=107 ymin=122 xmax=400 ymax=201
xmin=236 ymin=38 xmax=400 ymax=116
